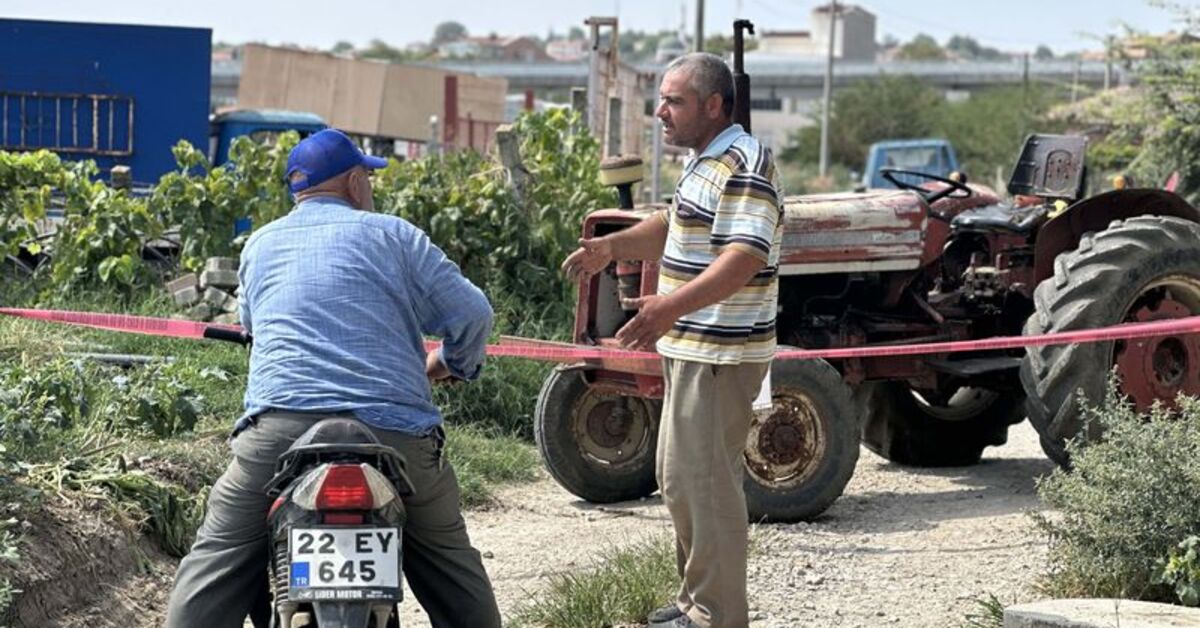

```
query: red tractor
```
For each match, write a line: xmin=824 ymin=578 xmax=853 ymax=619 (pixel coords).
xmin=534 ymin=132 xmax=1200 ymax=522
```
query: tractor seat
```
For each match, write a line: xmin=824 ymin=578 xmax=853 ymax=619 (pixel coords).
xmin=950 ymin=202 xmax=1049 ymax=235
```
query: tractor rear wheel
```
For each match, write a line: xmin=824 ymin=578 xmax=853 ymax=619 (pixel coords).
xmin=857 ymin=383 xmax=1024 ymax=466
xmin=534 ymin=366 xmax=660 ymax=503
xmin=1022 ymin=216 xmax=1200 ymax=465
xmin=742 ymin=357 xmax=860 ymax=522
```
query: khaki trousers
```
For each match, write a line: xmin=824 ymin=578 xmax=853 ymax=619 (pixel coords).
xmin=657 ymin=358 xmax=769 ymax=628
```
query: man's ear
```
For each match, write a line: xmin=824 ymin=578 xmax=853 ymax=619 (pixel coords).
xmin=705 ymin=92 xmax=724 ymax=120
xmin=348 ymin=169 xmax=368 ymax=202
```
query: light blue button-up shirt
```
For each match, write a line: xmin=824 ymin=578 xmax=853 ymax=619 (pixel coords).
xmin=236 ymin=197 xmax=493 ymax=436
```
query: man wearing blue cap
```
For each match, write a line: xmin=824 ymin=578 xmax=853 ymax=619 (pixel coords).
xmin=165 ymin=129 xmax=501 ymax=627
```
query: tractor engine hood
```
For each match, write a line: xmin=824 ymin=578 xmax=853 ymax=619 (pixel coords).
xmin=778 ymin=187 xmax=998 ymax=276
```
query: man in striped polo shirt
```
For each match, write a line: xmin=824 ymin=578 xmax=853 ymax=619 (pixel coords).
xmin=562 ymin=52 xmax=782 ymax=628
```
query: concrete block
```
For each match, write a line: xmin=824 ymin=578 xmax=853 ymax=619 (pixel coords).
xmin=110 ymin=165 xmax=132 ymax=190
xmin=200 ymin=269 xmax=240 ymax=290
xmin=165 ymin=273 xmax=198 ymax=294
xmin=187 ymin=303 xmax=215 ymax=320
xmin=220 ymin=296 xmax=240 ymax=314
xmin=213 ymin=312 xmax=240 ymax=325
xmin=202 ymin=287 xmax=235 ymax=311
xmin=172 ymin=286 xmax=200 ymax=307
xmin=1004 ymin=599 xmax=1200 ymax=628
xmin=205 ymin=257 xmax=239 ymax=273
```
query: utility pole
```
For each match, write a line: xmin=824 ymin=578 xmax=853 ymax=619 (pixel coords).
xmin=1022 ymin=51 xmax=1030 ymax=92
xmin=1104 ymin=35 xmax=1114 ymax=90
xmin=695 ymin=0 xmax=705 ymax=52
xmin=1071 ymin=58 xmax=1080 ymax=103
xmin=818 ymin=0 xmax=837 ymax=179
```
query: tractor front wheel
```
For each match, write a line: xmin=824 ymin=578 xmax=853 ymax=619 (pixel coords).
xmin=534 ymin=366 xmax=660 ymax=503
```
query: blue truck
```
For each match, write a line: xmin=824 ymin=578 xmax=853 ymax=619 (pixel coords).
xmin=860 ymin=138 xmax=960 ymax=190
xmin=0 ymin=18 xmax=325 ymax=186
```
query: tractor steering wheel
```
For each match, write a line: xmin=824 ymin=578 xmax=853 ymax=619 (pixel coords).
xmin=879 ymin=168 xmax=973 ymax=208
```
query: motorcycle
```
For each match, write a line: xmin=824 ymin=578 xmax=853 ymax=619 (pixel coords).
xmin=260 ymin=417 xmax=415 ymax=628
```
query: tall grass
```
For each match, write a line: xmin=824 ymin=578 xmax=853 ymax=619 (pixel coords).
xmin=509 ymin=537 xmax=679 ymax=628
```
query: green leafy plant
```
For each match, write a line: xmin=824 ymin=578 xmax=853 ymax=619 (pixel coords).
xmin=49 ymin=181 xmax=162 ymax=293
xmin=375 ymin=109 xmax=613 ymax=327
xmin=0 ymin=358 xmax=92 ymax=456
xmin=150 ymin=133 xmax=298 ymax=271
xmin=105 ymin=366 xmax=204 ymax=438
xmin=0 ymin=150 xmax=60 ymax=258
xmin=1157 ymin=536 xmax=1200 ymax=607
xmin=1033 ymin=381 xmax=1200 ymax=602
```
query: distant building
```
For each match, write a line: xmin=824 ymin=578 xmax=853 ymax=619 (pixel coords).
xmin=755 ymin=3 xmax=876 ymax=61
xmin=1079 ymin=31 xmax=1200 ymax=61
xmin=405 ymin=41 xmax=433 ymax=56
xmin=757 ymin=30 xmax=814 ymax=55
xmin=439 ymin=35 xmax=550 ymax=62
xmin=211 ymin=46 xmax=240 ymax=63
xmin=545 ymin=38 xmax=587 ymax=62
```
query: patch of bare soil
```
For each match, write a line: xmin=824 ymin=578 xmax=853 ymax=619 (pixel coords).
xmin=3 ymin=498 xmax=173 ymax=628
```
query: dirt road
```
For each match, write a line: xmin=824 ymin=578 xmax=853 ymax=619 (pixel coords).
xmin=399 ymin=421 xmax=1055 ymax=628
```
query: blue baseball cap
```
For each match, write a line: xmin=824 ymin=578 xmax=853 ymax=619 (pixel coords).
xmin=285 ymin=129 xmax=389 ymax=193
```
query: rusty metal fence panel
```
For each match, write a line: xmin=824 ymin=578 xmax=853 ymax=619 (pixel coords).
xmin=0 ymin=91 xmax=134 ymax=156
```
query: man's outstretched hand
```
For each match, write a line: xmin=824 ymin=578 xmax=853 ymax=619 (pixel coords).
xmin=561 ymin=237 xmax=614 ymax=284
xmin=616 ymin=295 xmax=679 ymax=352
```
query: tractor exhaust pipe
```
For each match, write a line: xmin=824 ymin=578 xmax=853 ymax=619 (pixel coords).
xmin=732 ymin=19 xmax=755 ymax=133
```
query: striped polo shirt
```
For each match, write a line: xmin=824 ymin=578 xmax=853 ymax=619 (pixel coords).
xmin=656 ymin=123 xmax=783 ymax=365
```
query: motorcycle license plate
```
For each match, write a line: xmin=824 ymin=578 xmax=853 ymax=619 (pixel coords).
xmin=289 ymin=528 xmax=401 ymax=593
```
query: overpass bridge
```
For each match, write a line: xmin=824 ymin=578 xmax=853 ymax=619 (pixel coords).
xmin=429 ymin=57 xmax=1122 ymax=149
xmin=430 ymin=58 xmax=1120 ymax=95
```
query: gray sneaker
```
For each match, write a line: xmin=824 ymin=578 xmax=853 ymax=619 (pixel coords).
xmin=647 ymin=604 xmax=685 ymax=626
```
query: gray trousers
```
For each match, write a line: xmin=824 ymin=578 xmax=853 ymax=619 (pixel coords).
xmin=164 ymin=411 xmax=501 ymax=628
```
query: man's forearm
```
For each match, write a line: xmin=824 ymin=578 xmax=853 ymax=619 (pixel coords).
xmin=601 ymin=210 xmax=669 ymax=261
xmin=437 ymin=291 xmax=494 ymax=381
xmin=661 ymin=249 xmax=766 ymax=318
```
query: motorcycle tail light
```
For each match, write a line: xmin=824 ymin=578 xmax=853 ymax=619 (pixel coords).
xmin=290 ymin=463 xmax=398 ymax=511
xmin=317 ymin=465 xmax=373 ymax=510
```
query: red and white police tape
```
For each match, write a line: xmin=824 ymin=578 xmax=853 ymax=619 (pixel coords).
xmin=3 ymin=306 xmax=1200 ymax=363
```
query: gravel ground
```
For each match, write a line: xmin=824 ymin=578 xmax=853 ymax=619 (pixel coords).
xmin=401 ymin=420 xmax=1056 ymax=628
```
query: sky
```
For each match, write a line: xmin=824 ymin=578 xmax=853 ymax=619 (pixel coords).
xmin=1 ymin=0 xmax=1191 ymax=54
